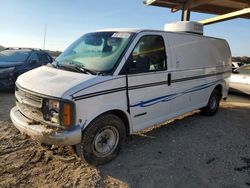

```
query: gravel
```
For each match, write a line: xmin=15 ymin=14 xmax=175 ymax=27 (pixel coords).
xmin=0 ymin=91 xmax=249 ymax=187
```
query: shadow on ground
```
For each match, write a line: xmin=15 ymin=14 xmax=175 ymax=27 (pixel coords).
xmin=99 ymin=105 xmax=250 ymax=187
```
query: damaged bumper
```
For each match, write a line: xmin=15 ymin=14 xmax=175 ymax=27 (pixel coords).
xmin=10 ymin=106 xmax=82 ymax=146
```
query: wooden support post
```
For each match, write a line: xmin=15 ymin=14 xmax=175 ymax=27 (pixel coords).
xmin=181 ymin=9 xmax=190 ymax=21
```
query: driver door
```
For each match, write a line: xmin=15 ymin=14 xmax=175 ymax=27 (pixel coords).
xmin=123 ymin=33 xmax=172 ymax=132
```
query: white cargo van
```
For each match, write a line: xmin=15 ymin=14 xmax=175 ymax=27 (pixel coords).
xmin=10 ymin=22 xmax=231 ymax=165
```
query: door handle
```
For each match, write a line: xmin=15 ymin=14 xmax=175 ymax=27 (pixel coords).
xmin=168 ymin=73 xmax=171 ymax=86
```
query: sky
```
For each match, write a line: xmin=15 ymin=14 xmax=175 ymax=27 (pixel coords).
xmin=0 ymin=0 xmax=249 ymax=56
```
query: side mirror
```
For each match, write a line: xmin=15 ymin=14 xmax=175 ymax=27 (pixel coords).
xmin=30 ymin=59 xmax=38 ymax=64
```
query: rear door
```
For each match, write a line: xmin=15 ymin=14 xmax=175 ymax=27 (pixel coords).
xmin=121 ymin=32 xmax=172 ymax=132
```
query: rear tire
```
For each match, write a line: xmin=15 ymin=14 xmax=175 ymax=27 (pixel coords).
xmin=201 ymin=89 xmax=221 ymax=116
xmin=75 ymin=114 xmax=126 ymax=166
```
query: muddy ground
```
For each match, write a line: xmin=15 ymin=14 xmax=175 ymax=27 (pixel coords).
xmin=0 ymin=92 xmax=250 ymax=188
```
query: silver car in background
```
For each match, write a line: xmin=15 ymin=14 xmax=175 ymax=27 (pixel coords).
xmin=230 ymin=64 xmax=250 ymax=95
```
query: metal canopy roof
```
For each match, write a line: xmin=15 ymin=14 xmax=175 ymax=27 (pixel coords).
xmin=145 ymin=0 xmax=250 ymax=19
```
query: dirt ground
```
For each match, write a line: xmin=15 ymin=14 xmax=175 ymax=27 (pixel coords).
xmin=0 ymin=92 xmax=250 ymax=188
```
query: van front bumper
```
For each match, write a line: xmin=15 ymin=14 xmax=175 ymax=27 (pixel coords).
xmin=10 ymin=106 xmax=82 ymax=146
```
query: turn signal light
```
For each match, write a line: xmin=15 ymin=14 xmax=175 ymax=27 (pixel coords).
xmin=63 ymin=103 xmax=72 ymax=127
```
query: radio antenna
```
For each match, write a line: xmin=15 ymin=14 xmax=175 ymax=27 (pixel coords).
xmin=43 ymin=24 xmax=47 ymax=50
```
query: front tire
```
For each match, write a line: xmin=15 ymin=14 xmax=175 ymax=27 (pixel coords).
xmin=75 ymin=114 xmax=126 ymax=166
xmin=201 ymin=89 xmax=221 ymax=116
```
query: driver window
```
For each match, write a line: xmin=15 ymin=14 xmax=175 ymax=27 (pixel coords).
xmin=127 ymin=35 xmax=166 ymax=74
xmin=29 ymin=53 xmax=39 ymax=62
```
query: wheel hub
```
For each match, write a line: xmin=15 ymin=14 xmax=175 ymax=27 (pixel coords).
xmin=93 ymin=126 xmax=119 ymax=157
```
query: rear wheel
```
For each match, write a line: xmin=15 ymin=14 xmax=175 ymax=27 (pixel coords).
xmin=75 ymin=114 xmax=126 ymax=166
xmin=201 ymin=89 xmax=221 ymax=116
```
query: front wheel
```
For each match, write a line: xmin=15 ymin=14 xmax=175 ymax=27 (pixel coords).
xmin=200 ymin=89 xmax=221 ymax=116
xmin=75 ymin=114 xmax=126 ymax=166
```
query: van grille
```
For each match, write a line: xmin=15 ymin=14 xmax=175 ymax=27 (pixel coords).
xmin=15 ymin=86 xmax=44 ymax=122
xmin=16 ymin=101 xmax=44 ymax=123
xmin=15 ymin=87 xmax=43 ymax=108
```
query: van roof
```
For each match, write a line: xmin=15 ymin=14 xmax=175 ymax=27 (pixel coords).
xmin=96 ymin=28 xmax=226 ymax=41
xmin=97 ymin=28 xmax=161 ymax=33
xmin=97 ymin=28 xmax=203 ymax=35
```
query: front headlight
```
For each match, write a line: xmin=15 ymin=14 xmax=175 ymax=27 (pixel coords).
xmin=49 ymin=100 xmax=60 ymax=113
xmin=44 ymin=99 xmax=74 ymax=127
xmin=49 ymin=100 xmax=60 ymax=124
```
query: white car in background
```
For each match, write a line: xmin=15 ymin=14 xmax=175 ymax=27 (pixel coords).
xmin=230 ymin=64 xmax=250 ymax=95
xmin=232 ymin=62 xmax=243 ymax=71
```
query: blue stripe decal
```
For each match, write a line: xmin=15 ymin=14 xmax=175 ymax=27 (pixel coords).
xmin=130 ymin=80 xmax=220 ymax=108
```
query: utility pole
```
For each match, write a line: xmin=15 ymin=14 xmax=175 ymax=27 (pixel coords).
xmin=43 ymin=24 xmax=47 ymax=50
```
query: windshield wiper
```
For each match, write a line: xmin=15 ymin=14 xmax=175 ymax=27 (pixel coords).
xmin=74 ymin=64 xmax=98 ymax=75
xmin=58 ymin=63 xmax=97 ymax=75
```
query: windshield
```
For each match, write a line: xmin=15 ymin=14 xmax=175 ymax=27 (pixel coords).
xmin=0 ymin=50 xmax=30 ymax=62
xmin=56 ymin=32 xmax=134 ymax=74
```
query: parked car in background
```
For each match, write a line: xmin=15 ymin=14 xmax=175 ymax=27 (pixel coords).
xmin=232 ymin=61 xmax=244 ymax=72
xmin=0 ymin=48 xmax=53 ymax=90
xmin=230 ymin=64 xmax=250 ymax=95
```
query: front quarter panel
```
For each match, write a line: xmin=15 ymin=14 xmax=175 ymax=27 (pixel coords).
xmin=71 ymin=76 xmax=132 ymax=133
